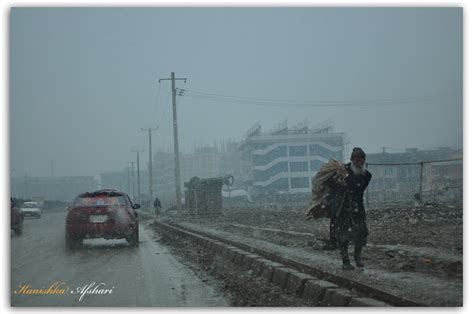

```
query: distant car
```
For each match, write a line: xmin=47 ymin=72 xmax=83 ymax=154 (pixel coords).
xmin=11 ymin=198 xmax=24 ymax=235
xmin=20 ymin=201 xmax=42 ymax=218
xmin=65 ymin=189 xmax=140 ymax=249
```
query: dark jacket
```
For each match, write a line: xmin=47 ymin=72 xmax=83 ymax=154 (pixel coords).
xmin=154 ymin=198 xmax=161 ymax=209
xmin=327 ymin=163 xmax=372 ymax=246
xmin=344 ymin=163 xmax=371 ymax=222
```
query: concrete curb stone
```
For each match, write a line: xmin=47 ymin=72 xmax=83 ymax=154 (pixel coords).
xmin=323 ymin=288 xmax=358 ymax=306
xmin=241 ymin=254 xmax=261 ymax=270
xmin=285 ymin=272 xmax=316 ymax=296
xmin=250 ymin=258 xmax=267 ymax=275
xmin=260 ymin=261 xmax=286 ymax=282
xmin=302 ymin=279 xmax=339 ymax=305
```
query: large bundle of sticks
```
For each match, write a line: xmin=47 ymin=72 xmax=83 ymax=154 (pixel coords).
xmin=305 ymin=159 xmax=348 ymax=220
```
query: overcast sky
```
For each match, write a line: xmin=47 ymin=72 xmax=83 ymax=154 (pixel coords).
xmin=10 ymin=7 xmax=462 ymax=177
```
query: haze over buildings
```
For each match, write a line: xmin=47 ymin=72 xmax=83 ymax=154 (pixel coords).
xmin=10 ymin=8 xmax=462 ymax=179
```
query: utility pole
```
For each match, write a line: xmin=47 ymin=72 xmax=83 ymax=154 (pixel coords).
xmin=24 ymin=173 xmax=28 ymax=199
xmin=126 ymin=166 xmax=131 ymax=195
xmin=131 ymin=149 xmax=144 ymax=197
xmin=128 ymin=161 xmax=135 ymax=199
xmin=141 ymin=126 xmax=159 ymax=211
xmin=159 ymin=72 xmax=187 ymax=212
xmin=382 ymin=147 xmax=386 ymax=203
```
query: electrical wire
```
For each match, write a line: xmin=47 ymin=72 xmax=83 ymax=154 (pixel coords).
xmin=177 ymin=91 xmax=434 ymax=108
xmin=180 ymin=88 xmax=447 ymax=106
xmin=170 ymin=87 xmax=450 ymax=108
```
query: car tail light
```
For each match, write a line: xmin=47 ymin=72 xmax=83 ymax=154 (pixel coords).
xmin=66 ymin=209 xmax=87 ymax=224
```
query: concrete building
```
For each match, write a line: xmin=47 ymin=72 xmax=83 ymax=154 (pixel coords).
xmin=241 ymin=120 xmax=346 ymax=195
xmin=366 ymin=147 xmax=462 ymax=203
xmin=150 ymin=120 xmax=346 ymax=203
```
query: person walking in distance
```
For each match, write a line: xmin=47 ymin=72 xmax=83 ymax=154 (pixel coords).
xmin=153 ymin=197 xmax=162 ymax=217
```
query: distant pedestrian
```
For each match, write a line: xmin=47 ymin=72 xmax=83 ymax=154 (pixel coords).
xmin=414 ymin=193 xmax=422 ymax=207
xmin=153 ymin=197 xmax=162 ymax=216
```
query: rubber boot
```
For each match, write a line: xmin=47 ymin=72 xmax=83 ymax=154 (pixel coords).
xmin=341 ymin=246 xmax=355 ymax=270
xmin=354 ymin=245 xmax=365 ymax=267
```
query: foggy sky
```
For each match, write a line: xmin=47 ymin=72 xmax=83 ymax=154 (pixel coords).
xmin=9 ymin=7 xmax=463 ymax=177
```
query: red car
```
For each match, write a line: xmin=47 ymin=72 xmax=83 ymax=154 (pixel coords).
xmin=65 ymin=189 xmax=140 ymax=249
xmin=11 ymin=198 xmax=24 ymax=236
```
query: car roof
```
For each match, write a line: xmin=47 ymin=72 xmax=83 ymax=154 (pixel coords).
xmin=77 ymin=189 xmax=127 ymax=198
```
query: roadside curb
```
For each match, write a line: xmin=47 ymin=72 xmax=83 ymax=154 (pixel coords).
xmin=153 ymin=220 xmax=391 ymax=307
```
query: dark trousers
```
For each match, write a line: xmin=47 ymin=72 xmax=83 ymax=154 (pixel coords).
xmin=331 ymin=213 xmax=368 ymax=248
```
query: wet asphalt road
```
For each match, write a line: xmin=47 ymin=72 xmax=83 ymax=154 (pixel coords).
xmin=10 ymin=210 xmax=228 ymax=307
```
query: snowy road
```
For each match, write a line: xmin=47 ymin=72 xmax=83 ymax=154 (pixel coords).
xmin=10 ymin=210 xmax=228 ymax=307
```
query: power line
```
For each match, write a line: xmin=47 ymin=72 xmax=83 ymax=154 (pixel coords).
xmin=175 ymin=89 xmax=443 ymax=108
xmin=180 ymin=93 xmax=404 ymax=107
xmin=183 ymin=88 xmax=405 ymax=103
xmin=179 ymin=88 xmax=448 ymax=106
xmin=367 ymin=158 xmax=462 ymax=166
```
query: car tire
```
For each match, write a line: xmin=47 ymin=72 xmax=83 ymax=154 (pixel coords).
xmin=127 ymin=228 xmax=139 ymax=247
xmin=14 ymin=220 xmax=23 ymax=236
xmin=66 ymin=236 xmax=81 ymax=249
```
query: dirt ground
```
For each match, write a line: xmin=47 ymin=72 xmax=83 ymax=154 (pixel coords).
xmin=158 ymin=202 xmax=462 ymax=306
xmin=183 ymin=203 xmax=463 ymax=279
xmin=151 ymin=224 xmax=313 ymax=307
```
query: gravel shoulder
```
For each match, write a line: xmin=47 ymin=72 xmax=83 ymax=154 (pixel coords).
xmin=150 ymin=221 xmax=313 ymax=306
xmin=158 ymin=203 xmax=462 ymax=306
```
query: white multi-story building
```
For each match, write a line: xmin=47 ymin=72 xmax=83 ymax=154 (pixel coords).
xmin=241 ymin=121 xmax=346 ymax=194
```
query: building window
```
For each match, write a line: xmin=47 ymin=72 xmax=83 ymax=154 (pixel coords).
xmin=254 ymin=162 xmax=288 ymax=182
xmin=289 ymin=145 xmax=308 ymax=156
xmin=253 ymin=143 xmax=271 ymax=150
xmin=253 ymin=146 xmax=288 ymax=166
xmin=289 ymin=161 xmax=308 ymax=172
xmin=290 ymin=177 xmax=309 ymax=188
xmin=310 ymin=160 xmax=326 ymax=172
xmin=265 ymin=178 xmax=289 ymax=191
xmin=309 ymin=144 xmax=342 ymax=160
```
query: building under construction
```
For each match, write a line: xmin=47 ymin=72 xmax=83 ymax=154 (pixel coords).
xmin=241 ymin=120 xmax=346 ymax=197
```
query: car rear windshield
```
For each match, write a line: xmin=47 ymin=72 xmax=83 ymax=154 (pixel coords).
xmin=22 ymin=203 xmax=39 ymax=208
xmin=73 ymin=195 xmax=127 ymax=207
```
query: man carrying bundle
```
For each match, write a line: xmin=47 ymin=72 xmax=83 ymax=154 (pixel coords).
xmin=306 ymin=147 xmax=372 ymax=270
